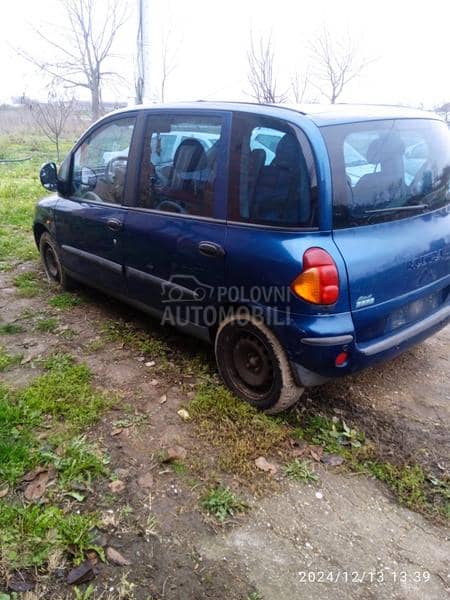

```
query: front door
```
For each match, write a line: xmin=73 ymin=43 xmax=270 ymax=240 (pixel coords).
xmin=122 ymin=110 xmax=231 ymax=332
xmin=55 ymin=116 xmax=136 ymax=293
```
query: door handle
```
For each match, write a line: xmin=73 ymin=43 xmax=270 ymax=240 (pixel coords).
xmin=198 ymin=241 xmax=225 ymax=257
xmin=106 ymin=218 xmax=123 ymax=232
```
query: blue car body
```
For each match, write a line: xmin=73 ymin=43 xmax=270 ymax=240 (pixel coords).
xmin=34 ymin=102 xmax=450 ymax=387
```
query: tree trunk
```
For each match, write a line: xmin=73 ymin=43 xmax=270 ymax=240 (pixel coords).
xmin=90 ymin=85 xmax=101 ymax=121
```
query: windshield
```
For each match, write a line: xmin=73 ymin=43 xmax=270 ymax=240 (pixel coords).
xmin=322 ymin=119 xmax=450 ymax=227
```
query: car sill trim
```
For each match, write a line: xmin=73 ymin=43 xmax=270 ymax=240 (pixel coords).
xmin=61 ymin=245 xmax=122 ymax=274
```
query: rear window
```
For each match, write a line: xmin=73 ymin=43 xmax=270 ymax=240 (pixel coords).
xmin=322 ymin=119 xmax=450 ymax=228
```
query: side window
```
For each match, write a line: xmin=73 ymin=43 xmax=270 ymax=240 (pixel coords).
xmin=137 ymin=114 xmax=224 ymax=217
xmin=72 ymin=117 xmax=135 ymax=204
xmin=228 ymin=113 xmax=318 ymax=227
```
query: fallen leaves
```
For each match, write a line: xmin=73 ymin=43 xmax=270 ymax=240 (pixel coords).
xmin=254 ymin=456 xmax=278 ymax=475
xmin=162 ymin=446 xmax=187 ymax=462
xmin=23 ymin=466 xmax=55 ymax=501
xmin=0 ymin=484 xmax=9 ymax=498
xmin=66 ymin=559 xmax=95 ymax=585
xmin=177 ymin=408 xmax=190 ymax=421
xmin=106 ymin=546 xmax=131 ymax=566
xmin=108 ymin=479 xmax=126 ymax=494
xmin=321 ymin=454 xmax=344 ymax=466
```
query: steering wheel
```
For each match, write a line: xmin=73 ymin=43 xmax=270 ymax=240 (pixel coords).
xmin=83 ymin=190 xmax=103 ymax=203
xmin=104 ymin=156 xmax=128 ymax=184
xmin=155 ymin=199 xmax=187 ymax=214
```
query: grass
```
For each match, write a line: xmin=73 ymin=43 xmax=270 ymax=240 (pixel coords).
xmin=0 ymin=323 xmax=24 ymax=335
xmin=20 ymin=353 xmax=110 ymax=430
xmin=49 ymin=291 xmax=83 ymax=310
xmin=35 ymin=316 xmax=58 ymax=332
xmin=0 ymin=135 xmax=73 ymax=267
xmin=201 ymin=486 xmax=247 ymax=522
xmin=0 ymin=355 xmax=110 ymax=485
xmin=283 ymin=459 xmax=319 ymax=483
xmin=0 ymin=504 xmax=100 ymax=570
xmin=0 ymin=346 xmax=22 ymax=371
xmin=190 ymin=382 xmax=287 ymax=477
xmin=286 ymin=409 xmax=449 ymax=519
xmin=13 ymin=271 xmax=41 ymax=297
xmin=51 ymin=436 xmax=109 ymax=489
xmin=0 ymin=350 xmax=111 ymax=575
xmin=102 ymin=319 xmax=169 ymax=362
xmin=293 ymin=414 xmax=365 ymax=453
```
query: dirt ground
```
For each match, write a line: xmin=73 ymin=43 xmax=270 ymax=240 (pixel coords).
xmin=0 ymin=261 xmax=449 ymax=599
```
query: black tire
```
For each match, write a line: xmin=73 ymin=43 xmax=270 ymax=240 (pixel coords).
xmin=215 ymin=310 xmax=304 ymax=414
xmin=39 ymin=232 xmax=74 ymax=290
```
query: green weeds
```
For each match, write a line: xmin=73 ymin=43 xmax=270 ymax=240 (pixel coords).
xmin=0 ymin=346 xmax=22 ymax=371
xmin=201 ymin=486 xmax=247 ymax=522
xmin=190 ymin=382 xmax=287 ymax=476
xmin=283 ymin=459 xmax=319 ymax=483
xmin=13 ymin=271 xmax=41 ymax=297
xmin=49 ymin=291 xmax=83 ymax=310
xmin=0 ymin=323 xmax=24 ymax=335
xmin=35 ymin=316 xmax=58 ymax=333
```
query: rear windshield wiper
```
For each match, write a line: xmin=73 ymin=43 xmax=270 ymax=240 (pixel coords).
xmin=364 ymin=204 xmax=428 ymax=215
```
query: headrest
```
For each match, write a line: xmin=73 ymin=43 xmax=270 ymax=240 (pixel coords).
xmin=173 ymin=138 xmax=207 ymax=172
xmin=366 ymin=132 xmax=405 ymax=165
xmin=274 ymin=134 xmax=301 ymax=169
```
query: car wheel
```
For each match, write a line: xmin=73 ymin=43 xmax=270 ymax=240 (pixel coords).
xmin=39 ymin=232 xmax=74 ymax=290
xmin=214 ymin=310 xmax=304 ymax=414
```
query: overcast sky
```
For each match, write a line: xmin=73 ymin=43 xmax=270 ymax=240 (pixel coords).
xmin=1 ymin=0 xmax=449 ymax=109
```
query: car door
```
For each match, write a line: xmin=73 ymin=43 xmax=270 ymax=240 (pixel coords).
xmin=122 ymin=110 xmax=231 ymax=334
xmin=55 ymin=115 xmax=137 ymax=294
xmin=322 ymin=118 xmax=450 ymax=347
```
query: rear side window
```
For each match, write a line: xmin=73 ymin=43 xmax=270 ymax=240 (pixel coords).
xmin=137 ymin=114 xmax=224 ymax=218
xmin=228 ymin=113 xmax=318 ymax=227
xmin=322 ymin=119 xmax=450 ymax=227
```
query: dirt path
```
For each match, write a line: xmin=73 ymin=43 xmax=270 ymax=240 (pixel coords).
xmin=0 ymin=262 xmax=448 ymax=599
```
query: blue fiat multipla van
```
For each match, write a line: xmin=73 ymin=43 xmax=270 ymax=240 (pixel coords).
xmin=35 ymin=102 xmax=450 ymax=413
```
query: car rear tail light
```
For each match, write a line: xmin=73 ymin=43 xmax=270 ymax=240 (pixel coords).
xmin=291 ymin=248 xmax=339 ymax=305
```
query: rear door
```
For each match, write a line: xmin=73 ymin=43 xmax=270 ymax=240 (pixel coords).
xmin=122 ymin=110 xmax=231 ymax=327
xmin=323 ymin=118 xmax=450 ymax=344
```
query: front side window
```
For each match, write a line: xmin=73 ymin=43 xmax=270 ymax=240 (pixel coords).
xmin=72 ymin=117 xmax=135 ymax=204
xmin=137 ymin=114 xmax=224 ymax=217
xmin=322 ymin=119 xmax=450 ymax=227
xmin=228 ymin=113 xmax=318 ymax=227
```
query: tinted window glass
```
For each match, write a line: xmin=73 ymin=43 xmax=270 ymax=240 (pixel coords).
xmin=322 ymin=119 xmax=450 ymax=227
xmin=228 ymin=113 xmax=318 ymax=227
xmin=72 ymin=117 xmax=135 ymax=204
xmin=137 ymin=114 xmax=223 ymax=217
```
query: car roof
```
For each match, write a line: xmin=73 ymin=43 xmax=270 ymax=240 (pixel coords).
xmin=112 ymin=101 xmax=442 ymax=127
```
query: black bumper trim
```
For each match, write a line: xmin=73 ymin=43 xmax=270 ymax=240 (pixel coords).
xmin=358 ymin=304 xmax=450 ymax=356
xmin=301 ymin=334 xmax=354 ymax=346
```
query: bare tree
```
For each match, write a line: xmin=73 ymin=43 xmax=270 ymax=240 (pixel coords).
xmin=247 ymin=34 xmax=286 ymax=104
xmin=310 ymin=25 xmax=372 ymax=103
xmin=290 ymin=71 xmax=310 ymax=104
xmin=19 ymin=0 xmax=128 ymax=120
xmin=436 ymin=102 xmax=450 ymax=122
xmin=30 ymin=90 xmax=75 ymax=160
xmin=159 ymin=28 xmax=178 ymax=103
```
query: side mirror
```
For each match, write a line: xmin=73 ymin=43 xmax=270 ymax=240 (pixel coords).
xmin=39 ymin=162 xmax=58 ymax=191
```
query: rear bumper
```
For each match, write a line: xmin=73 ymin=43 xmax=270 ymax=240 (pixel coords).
xmin=276 ymin=303 xmax=450 ymax=386
xmin=357 ymin=304 xmax=450 ymax=356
